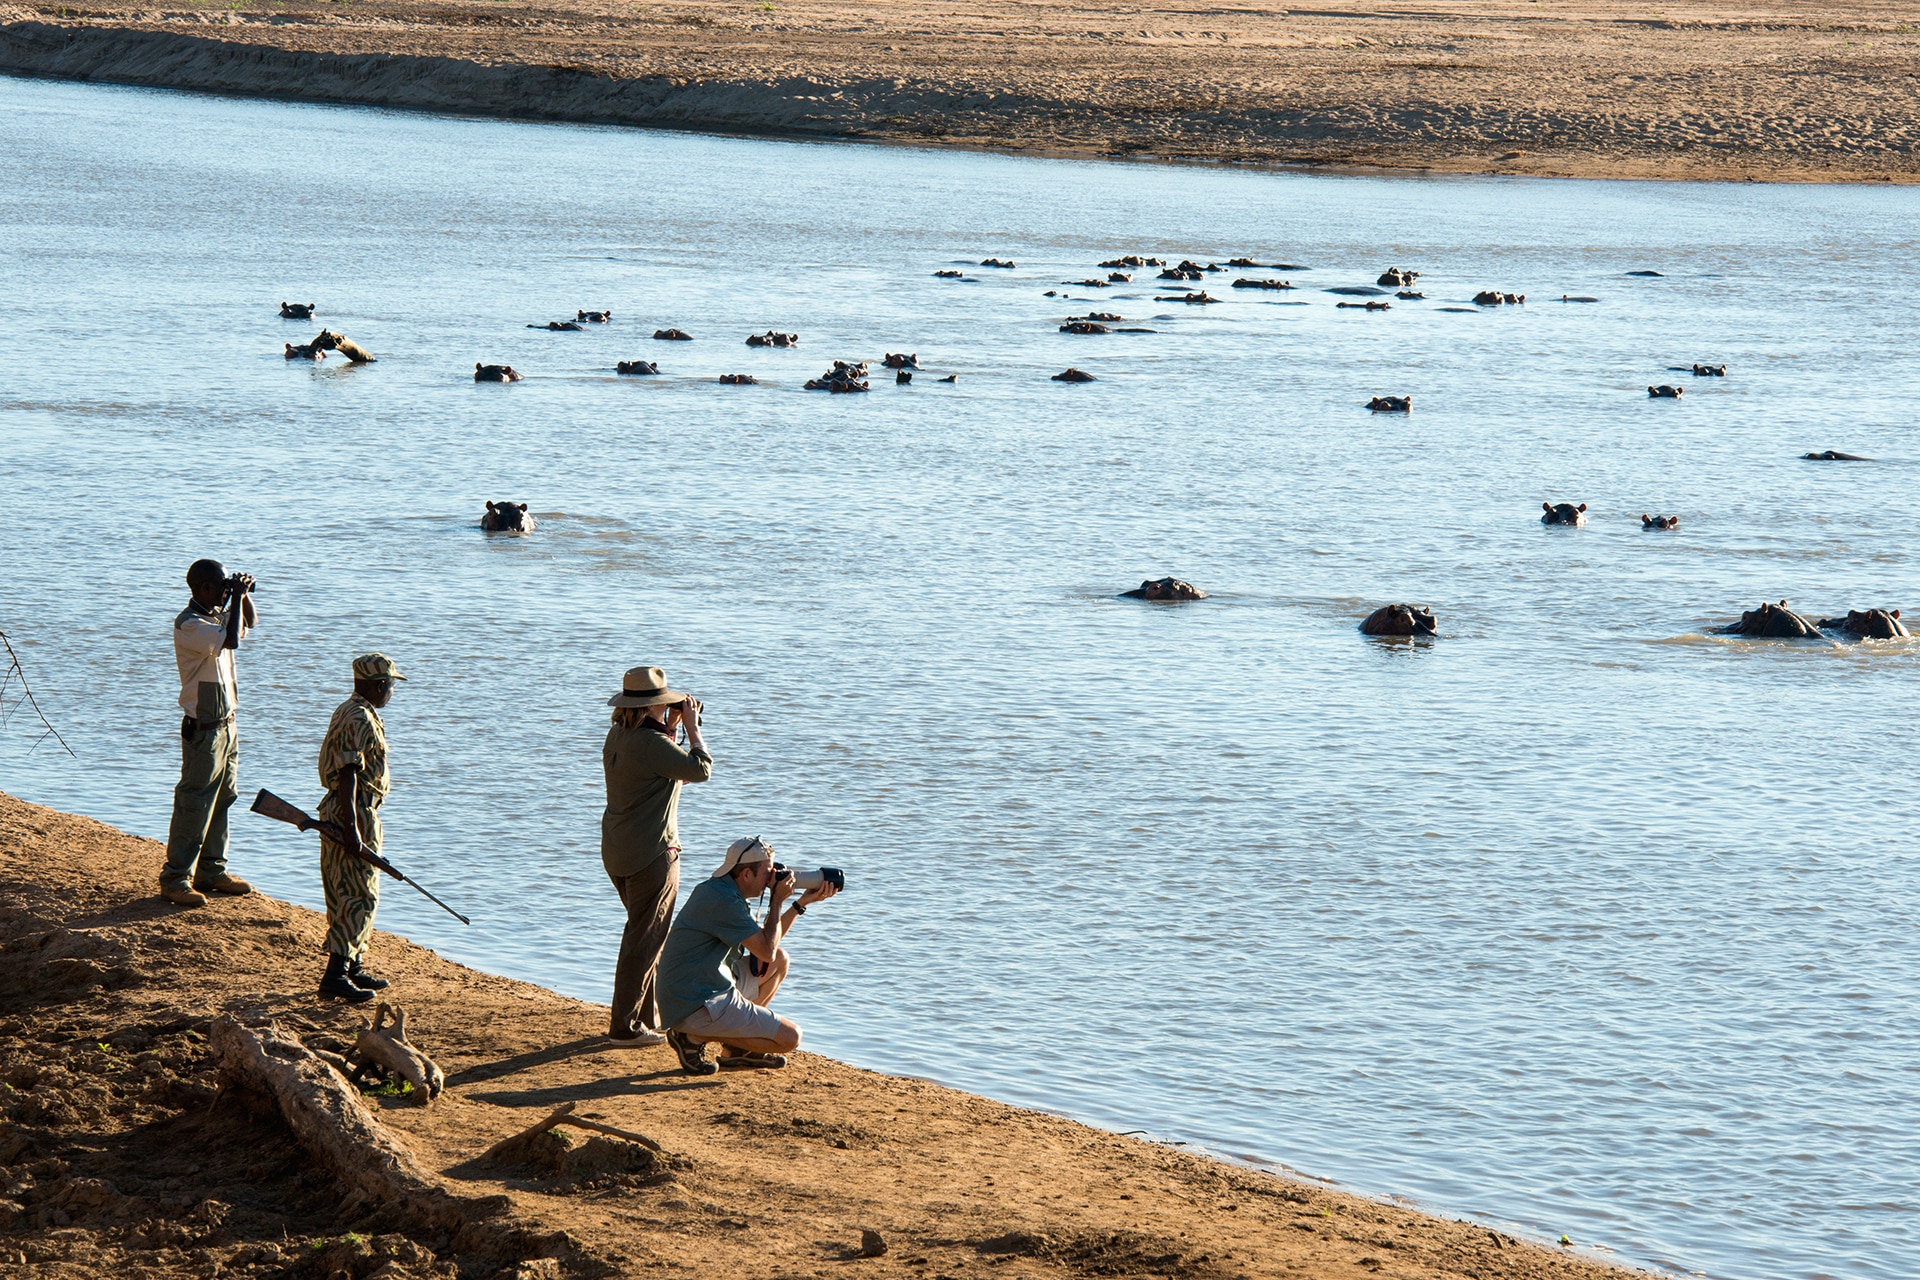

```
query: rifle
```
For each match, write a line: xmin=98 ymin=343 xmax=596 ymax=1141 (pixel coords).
xmin=249 ymin=788 xmax=470 ymax=926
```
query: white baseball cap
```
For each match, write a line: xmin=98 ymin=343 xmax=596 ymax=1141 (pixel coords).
xmin=713 ymin=836 xmax=775 ymax=878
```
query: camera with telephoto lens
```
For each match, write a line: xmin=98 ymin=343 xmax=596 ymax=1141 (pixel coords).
xmin=772 ymin=862 xmax=845 ymax=893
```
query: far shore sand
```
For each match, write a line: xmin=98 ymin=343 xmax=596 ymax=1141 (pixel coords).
xmin=3 ymin=0 xmax=1919 ymax=182
xmin=0 ymin=789 xmax=1639 ymax=1278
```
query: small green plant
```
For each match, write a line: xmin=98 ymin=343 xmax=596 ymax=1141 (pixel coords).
xmin=360 ymin=1077 xmax=414 ymax=1098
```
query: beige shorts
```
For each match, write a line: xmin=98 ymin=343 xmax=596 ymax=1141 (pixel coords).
xmin=676 ymin=987 xmax=791 ymax=1044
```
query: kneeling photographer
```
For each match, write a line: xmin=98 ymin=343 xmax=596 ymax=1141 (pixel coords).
xmin=657 ymin=836 xmax=841 ymax=1075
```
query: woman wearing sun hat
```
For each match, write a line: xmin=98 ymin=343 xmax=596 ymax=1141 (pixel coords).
xmin=601 ymin=666 xmax=712 ymax=1047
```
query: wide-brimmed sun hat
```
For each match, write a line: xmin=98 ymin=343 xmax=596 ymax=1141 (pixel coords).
xmin=713 ymin=836 xmax=775 ymax=878
xmin=607 ymin=666 xmax=682 ymax=709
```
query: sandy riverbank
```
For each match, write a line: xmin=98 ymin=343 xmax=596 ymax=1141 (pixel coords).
xmin=2 ymin=0 xmax=1918 ymax=182
xmin=0 ymin=789 xmax=1638 ymax=1279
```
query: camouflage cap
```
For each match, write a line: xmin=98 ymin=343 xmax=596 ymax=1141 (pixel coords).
xmin=352 ymin=653 xmax=408 ymax=682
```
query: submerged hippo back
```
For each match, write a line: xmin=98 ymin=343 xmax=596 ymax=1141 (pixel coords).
xmin=1122 ymin=576 xmax=1208 ymax=601
xmin=1731 ymin=601 xmax=1822 ymax=638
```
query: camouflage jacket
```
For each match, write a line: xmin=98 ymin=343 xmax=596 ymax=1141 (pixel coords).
xmin=317 ymin=694 xmax=389 ymax=807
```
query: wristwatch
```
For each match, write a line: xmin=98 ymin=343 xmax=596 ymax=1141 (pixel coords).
xmin=791 ymin=902 xmax=806 ymax=916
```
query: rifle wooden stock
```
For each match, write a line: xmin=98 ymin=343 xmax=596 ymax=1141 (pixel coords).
xmin=248 ymin=789 xmax=469 ymax=925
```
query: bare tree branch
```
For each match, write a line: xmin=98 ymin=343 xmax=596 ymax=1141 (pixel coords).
xmin=0 ymin=628 xmax=76 ymax=758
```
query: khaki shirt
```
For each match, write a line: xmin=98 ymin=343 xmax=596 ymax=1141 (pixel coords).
xmin=316 ymin=694 xmax=389 ymax=818
xmin=601 ymin=721 xmax=712 ymax=878
xmin=173 ymin=601 xmax=245 ymax=720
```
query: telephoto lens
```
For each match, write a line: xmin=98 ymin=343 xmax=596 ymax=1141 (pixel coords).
xmin=773 ymin=863 xmax=847 ymax=892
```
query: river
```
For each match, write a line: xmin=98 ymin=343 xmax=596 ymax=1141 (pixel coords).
xmin=2 ymin=73 xmax=1917 ymax=1280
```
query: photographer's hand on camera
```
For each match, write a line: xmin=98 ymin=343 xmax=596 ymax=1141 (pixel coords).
xmin=797 ymin=879 xmax=839 ymax=909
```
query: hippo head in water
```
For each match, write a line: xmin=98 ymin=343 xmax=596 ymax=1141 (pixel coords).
xmin=480 ymin=501 xmax=534 ymax=533
xmin=1541 ymin=502 xmax=1588 ymax=527
xmin=1817 ymin=608 xmax=1910 ymax=639
xmin=1726 ymin=600 xmax=1822 ymax=639
xmin=1359 ymin=604 xmax=1437 ymax=637
xmin=474 ymin=363 xmax=522 ymax=382
xmin=280 ymin=301 xmax=316 ymax=320
xmin=1642 ymin=513 xmax=1680 ymax=530
xmin=1122 ymin=577 xmax=1208 ymax=602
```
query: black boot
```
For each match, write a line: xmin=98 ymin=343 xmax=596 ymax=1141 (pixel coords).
xmin=319 ymin=953 xmax=375 ymax=1003
xmin=347 ymin=958 xmax=389 ymax=991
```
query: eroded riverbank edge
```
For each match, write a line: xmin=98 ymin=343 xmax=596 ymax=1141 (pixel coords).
xmin=4 ymin=0 xmax=1920 ymax=184
xmin=0 ymin=789 xmax=1641 ymax=1278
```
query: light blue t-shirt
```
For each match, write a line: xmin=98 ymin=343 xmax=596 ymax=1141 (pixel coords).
xmin=657 ymin=875 xmax=761 ymax=1028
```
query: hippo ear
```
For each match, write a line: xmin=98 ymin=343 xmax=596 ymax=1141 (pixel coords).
xmin=518 ymin=504 xmax=528 ymax=513
xmin=1894 ymin=610 xmax=1902 ymax=619
xmin=1542 ymin=502 xmax=1553 ymax=512
xmin=486 ymin=501 xmax=496 ymax=511
xmin=1577 ymin=503 xmax=1588 ymax=512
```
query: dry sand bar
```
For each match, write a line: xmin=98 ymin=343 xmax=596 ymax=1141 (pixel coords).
xmin=3 ymin=0 xmax=1919 ymax=182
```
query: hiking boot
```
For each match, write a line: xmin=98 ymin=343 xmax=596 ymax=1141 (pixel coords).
xmin=666 ymin=1027 xmax=718 ymax=1075
xmin=160 ymin=884 xmax=207 ymax=907
xmin=346 ymin=959 xmax=389 ymax=991
xmin=194 ymin=873 xmax=253 ymax=896
xmin=318 ymin=954 xmax=375 ymax=1003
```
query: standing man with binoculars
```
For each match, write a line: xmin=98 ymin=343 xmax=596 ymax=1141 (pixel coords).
xmin=162 ymin=559 xmax=257 ymax=906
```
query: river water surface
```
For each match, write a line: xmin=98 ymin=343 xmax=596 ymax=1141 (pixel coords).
xmin=3 ymin=74 xmax=1918 ymax=1280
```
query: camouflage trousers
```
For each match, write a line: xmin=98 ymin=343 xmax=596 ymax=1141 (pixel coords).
xmin=318 ymin=803 xmax=382 ymax=960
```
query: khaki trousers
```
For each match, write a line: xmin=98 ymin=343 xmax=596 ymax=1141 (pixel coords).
xmin=608 ymin=851 xmax=678 ymax=1036
xmin=162 ymin=716 xmax=237 ymax=888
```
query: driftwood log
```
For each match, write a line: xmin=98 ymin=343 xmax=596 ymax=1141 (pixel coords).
xmin=481 ymin=1100 xmax=665 ymax=1162
xmin=348 ymin=1003 xmax=444 ymax=1104
xmin=208 ymin=1017 xmax=479 ymax=1231
xmin=209 ymin=1017 xmax=597 ymax=1273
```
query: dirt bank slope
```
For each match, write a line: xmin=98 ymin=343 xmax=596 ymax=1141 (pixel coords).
xmin=2 ymin=0 xmax=1918 ymax=182
xmin=0 ymin=789 xmax=1637 ymax=1279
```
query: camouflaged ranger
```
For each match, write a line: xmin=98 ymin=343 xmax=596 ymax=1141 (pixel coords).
xmin=314 ymin=652 xmax=406 ymax=1002
xmin=162 ymin=559 xmax=258 ymax=907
